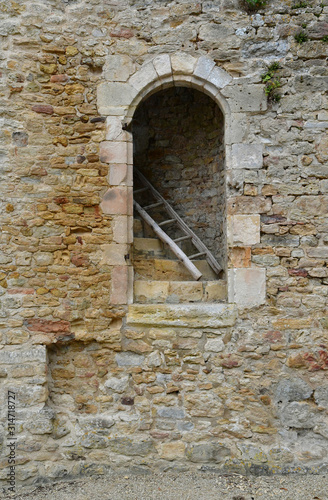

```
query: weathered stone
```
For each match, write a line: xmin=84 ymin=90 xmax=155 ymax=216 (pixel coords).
xmin=104 ymin=55 xmax=135 ymax=82
xmin=1 ymin=0 xmax=328 ymax=483
xmin=80 ymin=434 xmax=109 ymax=449
xmin=279 ymin=402 xmax=317 ymax=429
xmin=221 ymin=84 xmax=267 ymax=112
xmin=204 ymin=338 xmax=224 ymax=352
xmin=156 ymin=406 xmax=185 ymax=419
xmin=228 ymin=268 xmax=266 ymax=308
xmin=97 ymin=82 xmax=136 ymax=112
xmin=25 ymin=408 xmax=55 ymax=435
xmin=153 ymin=54 xmax=172 ymax=78
xmin=275 ymin=378 xmax=313 ymax=404
xmin=228 ymin=214 xmax=260 ymax=246
xmin=31 ymin=104 xmax=54 ymax=114
xmin=12 ymin=131 xmax=28 ymax=147
xmin=25 ymin=318 xmax=70 ymax=334
xmin=0 ymin=346 xmax=46 ymax=364
xmin=314 ymin=386 xmax=328 ymax=409
xmin=193 ymin=56 xmax=215 ymax=80
xmin=159 ymin=441 xmax=186 ymax=460
xmin=110 ymin=265 xmax=130 ymax=305
xmin=171 ymin=53 xmax=196 ymax=75
xmin=80 ymin=416 xmax=115 ymax=433
xmin=129 ymin=63 xmax=157 ymax=92
xmin=186 ymin=443 xmax=231 ymax=463
xmin=228 ymin=196 xmax=272 ymax=215
xmin=115 ymin=352 xmax=145 ymax=367
xmin=108 ymin=437 xmax=155 ymax=456
xmin=229 ymin=247 xmax=251 ymax=268
xmin=100 ymin=187 xmax=132 ymax=215
xmin=272 ymin=318 xmax=313 ymax=330
xmin=231 ymin=144 xmax=263 ymax=170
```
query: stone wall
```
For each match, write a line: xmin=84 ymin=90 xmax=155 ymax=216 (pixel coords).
xmin=1 ymin=0 xmax=328 ymax=490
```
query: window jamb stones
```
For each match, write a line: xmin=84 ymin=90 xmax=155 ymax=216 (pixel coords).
xmin=97 ymin=53 xmax=267 ymax=309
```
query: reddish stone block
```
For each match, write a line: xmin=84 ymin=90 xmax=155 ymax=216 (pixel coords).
xmin=220 ymin=354 xmax=242 ymax=368
xmin=31 ymin=104 xmax=54 ymax=114
xmin=288 ymin=268 xmax=308 ymax=277
xmin=50 ymin=74 xmax=69 ymax=83
xmin=53 ymin=196 xmax=69 ymax=204
xmin=100 ymin=142 xmax=127 ymax=164
xmin=71 ymin=253 xmax=89 ymax=267
xmin=287 ymin=349 xmax=328 ymax=371
xmin=100 ymin=187 xmax=132 ymax=215
xmin=229 ymin=247 xmax=251 ymax=268
xmin=25 ymin=319 xmax=71 ymax=334
xmin=264 ymin=330 xmax=284 ymax=344
xmin=110 ymin=266 xmax=128 ymax=305
xmin=110 ymin=28 xmax=134 ymax=39
xmin=8 ymin=288 xmax=35 ymax=294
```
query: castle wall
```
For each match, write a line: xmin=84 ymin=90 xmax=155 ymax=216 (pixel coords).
xmin=1 ymin=0 xmax=328 ymax=489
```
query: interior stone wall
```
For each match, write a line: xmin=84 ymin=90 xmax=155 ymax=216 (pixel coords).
xmin=0 ymin=0 xmax=328 ymax=491
xmin=133 ymin=87 xmax=225 ymax=263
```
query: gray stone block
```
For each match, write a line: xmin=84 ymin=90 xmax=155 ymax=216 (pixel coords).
xmin=207 ymin=66 xmax=232 ymax=89
xmin=275 ymin=378 xmax=313 ymax=404
xmin=261 ymin=234 xmax=300 ymax=247
xmin=0 ymin=346 xmax=46 ymax=365
xmin=221 ymin=84 xmax=267 ymax=112
xmin=314 ymin=386 xmax=328 ymax=409
xmin=80 ymin=416 xmax=115 ymax=433
xmin=25 ymin=408 xmax=55 ymax=435
xmin=279 ymin=402 xmax=317 ymax=429
xmin=81 ymin=433 xmax=109 ymax=449
xmin=186 ymin=442 xmax=231 ymax=463
xmin=115 ymin=352 xmax=145 ymax=366
xmin=97 ymin=82 xmax=137 ymax=111
xmin=104 ymin=376 xmax=129 ymax=393
xmin=193 ymin=55 xmax=215 ymax=80
xmin=156 ymin=406 xmax=185 ymax=419
xmin=127 ymin=304 xmax=237 ymax=328
xmin=108 ymin=437 xmax=155 ymax=456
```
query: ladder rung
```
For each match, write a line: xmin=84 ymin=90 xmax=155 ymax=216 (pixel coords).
xmin=158 ymin=219 xmax=175 ymax=227
xmin=188 ymin=252 xmax=206 ymax=259
xmin=174 ymin=235 xmax=192 ymax=243
xmin=134 ymin=187 xmax=148 ymax=194
xmin=143 ymin=202 xmax=163 ymax=210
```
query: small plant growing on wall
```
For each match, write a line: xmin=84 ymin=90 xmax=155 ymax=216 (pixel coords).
xmin=292 ymin=1 xmax=308 ymax=8
xmin=242 ymin=0 xmax=267 ymax=12
xmin=294 ymin=30 xmax=309 ymax=43
xmin=261 ymin=62 xmax=282 ymax=103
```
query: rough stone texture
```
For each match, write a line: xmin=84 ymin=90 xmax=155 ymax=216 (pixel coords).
xmin=228 ymin=268 xmax=266 ymax=307
xmin=1 ymin=0 xmax=328 ymax=491
xmin=127 ymin=303 xmax=238 ymax=327
xmin=228 ymin=215 xmax=261 ymax=246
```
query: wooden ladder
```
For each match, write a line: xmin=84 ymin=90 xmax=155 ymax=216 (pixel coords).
xmin=133 ymin=168 xmax=222 ymax=281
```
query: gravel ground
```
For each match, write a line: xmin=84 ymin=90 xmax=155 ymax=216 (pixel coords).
xmin=3 ymin=471 xmax=328 ymax=500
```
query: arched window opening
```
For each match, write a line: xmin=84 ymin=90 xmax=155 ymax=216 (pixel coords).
xmin=131 ymin=86 xmax=226 ymax=303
